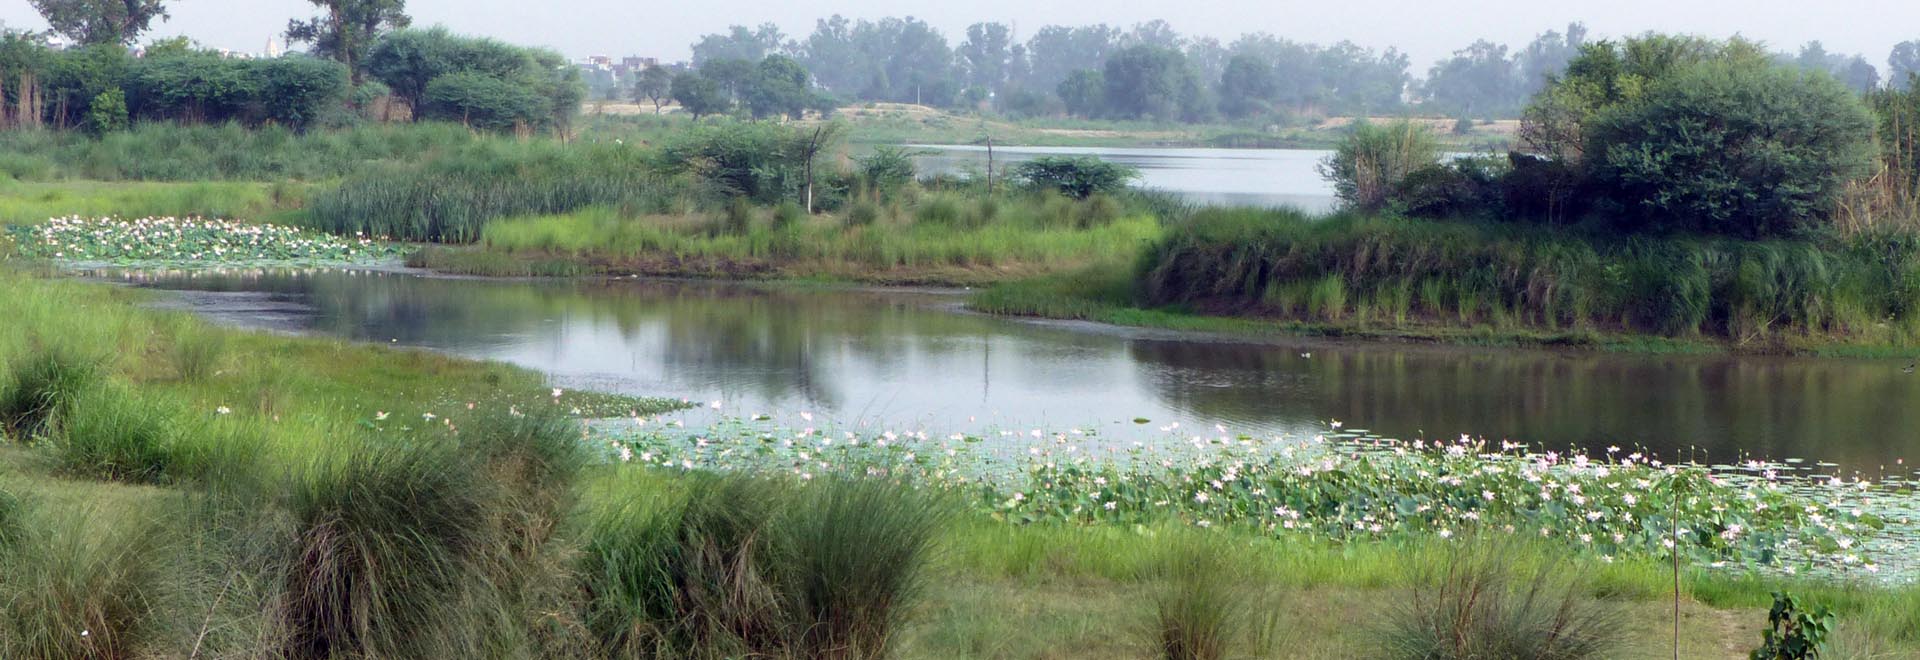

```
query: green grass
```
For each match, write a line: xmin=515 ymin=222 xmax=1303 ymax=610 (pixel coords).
xmin=438 ymin=192 xmax=1163 ymax=286
xmin=975 ymin=208 xmax=1920 ymax=356
xmin=0 ymin=179 xmax=309 ymax=226
xmin=0 ymin=122 xmax=502 ymax=182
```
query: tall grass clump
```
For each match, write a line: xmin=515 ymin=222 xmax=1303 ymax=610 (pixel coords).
xmin=0 ymin=500 xmax=168 ymax=660
xmin=1373 ymin=540 xmax=1625 ymax=660
xmin=167 ymin=323 xmax=227 ymax=382
xmin=53 ymin=384 xmax=263 ymax=486
xmin=1141 ymin=532 xmax=1279 ymax=660
xmin=1319 ymin=119 xmax=1440 ymax=212
xmin=1139 ymin=208 xmax=1920 ymax=343
xmin=271 ymin=438 xmax=492 ymax=658
xmin=576 ymin=470 xmax=948 ymax=659
xmin=0 ymin=346 xmax=103 ymax=440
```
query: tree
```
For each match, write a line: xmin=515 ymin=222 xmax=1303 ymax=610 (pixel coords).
xmin=1423 ymin=40 xmax=1522 ymax=118
xmin=285 ymin=0 xmax=410 ymax=84
xmin=744 ymin=55 xmax=811 ymax=119
xmin=699 ymin=58 xmax=754 ymax=102
xmin=958 ymin=22 xmax=1012 ymax=95
xmin=1587 ymin=61 xmax=1875 ymax=237
xmin=1101 ymin=45 xmax=1198 ymax=121
xmin=690 ymin=23 xmax=784 ymax=67
xmin=1218 ymin=53 xmax=1276 ymax=119
xmin=1893 ymin=41 xmax=1920 ymax=90
xmin=1022 ymin=24 xmax=1118 ymax=94
xmin=633 ymin=64 xmax=672 ymax=113
xmin=1516 ymin=23 xmax=1587 ymax=95
xmin=1056 ymin=69 xmax=1103 ymax=118
xmin=419 ymin=70 xmax=545 ymax=131
xmin=365 ymin=27 xmax=524 ymax=116
xmin=29 ymin=0 xmax=167 ymax=46
xmin=670 ymin=71 xmax=729 ymax=119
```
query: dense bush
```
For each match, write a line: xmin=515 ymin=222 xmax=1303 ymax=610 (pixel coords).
xmin=1011 ymin=155 xmax=1139 ymax=199
xmin=420 ymin=71 xmax=550 ymax=131
xmin=121 ymin=54 xmax=349 ymax=130
xmin=650 ymin=121 xmax=844 ymax=205
xmin=369 ymin=28 xmax=584 ymax=133
xmin=1586 ymin=62 xmax=1875 ymax=237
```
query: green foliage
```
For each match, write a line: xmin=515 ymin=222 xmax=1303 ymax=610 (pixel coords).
xmin=1374 ymin=540 xmax=1625 ymax=660
xmin=1318 ymin=119 xmax=1440 ymax=212
xmin=1011 ymin=156 xmax=1139 ymax=200
xmin=651 ymin=121 xmax=844 ymax=205
xmin=1586 ymin=61 xmax=1875 ymax=237
xmin=1056 ymin=69 xmax=1105 ymax=118
xmin=29 ymin=0 xmax=168 ymax=46
xmin=121 ymin=54 xmax=349 ymax=130
xmin=1751 ymin=592 xmax=1834 ymax=660
xmin=744 ymin=55 xmax=813 ymax=120
xmin=1143 ymin=533 xmax=1276 ymax=660
xmin=1102 ymin=45 xmax=1206 ymax=121
xmin=854 ymin=145 xmax=919 ymax=192
xmin=420 ymin=71 xmax=549 ymax=131
xmin=82 ymin=88 xmax=127 ymax=135
xmin=0 ymin=501 xmax=166 ymax=660
xmin=0 ymin=345 xmax=101 ymax=440
xmin=670 ymin=71 xmax=731 ymax=118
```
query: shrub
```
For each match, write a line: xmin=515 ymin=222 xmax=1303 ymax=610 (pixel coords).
xmin=420 ymin=71 xmax=550 ymax=132
xmin=1373 ymin=541 xmax=1625 ymax=660
xmin=1319 ymin=119 xmax=1440 ymax=212
xmin=1142 ymin=533 xmax=1276 ymax=660
xmin=0 ymin=346 xmax=102 ymax=440
xmin=1586 ymin=61 xmax=1876 ymax=237
xmin=1011 ymin=156 xmax=1140 ymax=200
xmin=84 ymin=88 xmax=128 ymax=135
xmin=576 ymin=471 xmax=947 ymax=659
xmin=854 ymin=146 xmax=919 ymax=193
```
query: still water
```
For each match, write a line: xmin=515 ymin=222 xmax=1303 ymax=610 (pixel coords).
xmin=908 ymin=145 xmax=1338 ymax=212
xmin=110 ymin=268 xmax=1920 ymax=477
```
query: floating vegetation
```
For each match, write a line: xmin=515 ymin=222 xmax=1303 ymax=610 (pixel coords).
xmin=8 ymin=216 xmax=402 ymax=267
xmin=593 ymin=414 xmax=1911 ymax=580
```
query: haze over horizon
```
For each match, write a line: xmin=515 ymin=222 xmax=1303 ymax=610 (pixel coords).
xmin=1 ymin=0 xmax=1915 ymax=78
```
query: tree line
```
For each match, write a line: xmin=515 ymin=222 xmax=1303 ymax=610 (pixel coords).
xmin=674 ymin=17 xmax=1920 ymax=123
xmin=3 ymin=1 xmax=583 ymax=134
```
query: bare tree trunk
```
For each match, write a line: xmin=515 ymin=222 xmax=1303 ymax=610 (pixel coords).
xmin=803 ymin=125 xmax=825 ymax=214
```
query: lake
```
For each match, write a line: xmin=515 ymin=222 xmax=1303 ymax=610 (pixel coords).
xmin=106 ymin=268 xmax=1920 ymax=478
xmin=908 ymin=145 xmax=1339 ymax=212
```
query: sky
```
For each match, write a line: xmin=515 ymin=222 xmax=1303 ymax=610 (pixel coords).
xmin=2 ymin=0 xmax=1915 ymax=75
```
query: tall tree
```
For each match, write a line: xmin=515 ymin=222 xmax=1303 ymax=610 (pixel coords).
xmin=670 ymin=71 xmax=729 ymax=119
xmin=633 ymin=64 xmax=672 ymax=113
xmin=958 ymin=22 xmax=1012 ymax=95
xmin=1516 ymin=23 xmax=1587 ymax=95
xmin=30 ymin=0 xmax=168 ymax=46
xmin=286 ymin=0 xmax=410 ymax=84
xmin=690 ymin=23 xmax=785 ymax=67
xmin=1101 ymin=45 xmax=1199 ymax=121
xmin=1022 ymin=24 xmax=1118 ymax=94
xmin=1424 ymin=39 xmax=1522 ymax=118
xmin=1218 ymin=53 xmax=1276 ymax=118
xmin=1892 ymin=41 xmax=1920 ymax=89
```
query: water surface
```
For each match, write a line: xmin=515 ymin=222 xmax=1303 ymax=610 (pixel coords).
xmin=108 ymin=268 xmax=1920 ymax=477
xmin=909 ymin=145 xmax=1337 ymax=212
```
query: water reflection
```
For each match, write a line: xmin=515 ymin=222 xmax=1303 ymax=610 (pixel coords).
xmin=108 ymin=268 xmax=1920 ymax=474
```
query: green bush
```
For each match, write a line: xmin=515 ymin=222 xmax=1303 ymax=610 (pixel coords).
xmin=83 ymin=89 xmax=128 ymax=135
xmin=420 ymin=71 xmax=551 ymax=132
xmin=1586 ymin=61 xmax=1876 ymax=237
xmin=1011 ymin=156 xmax=1140 ymax=200
xmin=0 ymin=346 xmax=102 ymax=440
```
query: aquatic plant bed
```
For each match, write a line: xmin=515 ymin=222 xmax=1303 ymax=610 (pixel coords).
xmin=6 ymin=216 xmax=402 ymax=267
xmin=597 ymin=415 xmax=1910 ymax=579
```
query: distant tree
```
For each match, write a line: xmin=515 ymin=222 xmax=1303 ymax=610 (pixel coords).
xmin=1185 ymin=37 xmax=1229 ymax=93
xmin=699 ymin=58 xmax=754 ymax=102
xmin=1792 ymin=41 xmax=1880 ymax=93
xmin=1120 ymin=19 xmax=1183 ymax=50
xmin=1101 ymin=45 xmax=1199 ymax=121
xmin=1893 ymin=41 xmax=1920 ymax=89
xmin=744 ymin=55 xmax=811 ymax=119
xmin=1021 ymin=24 xmax=1119 ymax=93
xmin=29 ymin=0 xmax=168 ymax=46
xmin=670 ymin=71 xmax=729 ymax=119
xmin=1056 ymin=69 xmax=1104 ymax=117
xmin=633 ymin=64 xmax=672 ymax=113
xmin=142 ymin=35 xmax=194 ymax=57
xmin=1516 ymin=23 xmax=1587 ymax=95
xmin=285 ymin=0 xmax=410 ymax=84
xmin=1423 ymin=39 xmax=1523 ymax=118
xmin=1520 ymin=35 xmax=1767 ymax=163
xmin=690 ymin=23 xmax=784 ymax=67
xmin=1218 ymin=53 xmax=1276 ymax=119
xmin=958 ymin=22 xmax=1012 ymax=95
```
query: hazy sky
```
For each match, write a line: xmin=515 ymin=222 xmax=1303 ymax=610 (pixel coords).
xmin=2 ymin=0 xmax=1915 ymax=74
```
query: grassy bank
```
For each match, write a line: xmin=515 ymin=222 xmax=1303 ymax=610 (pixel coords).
xmin=0 ymin=179 xmax=311 ymax=226
xmin=975 ymin=208 xmax=1920 ymax=356
xmin=408 ymin=193 xmax=1165 ymax=286
xmin=0 ymin=259 xmax=1915 ymax=657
